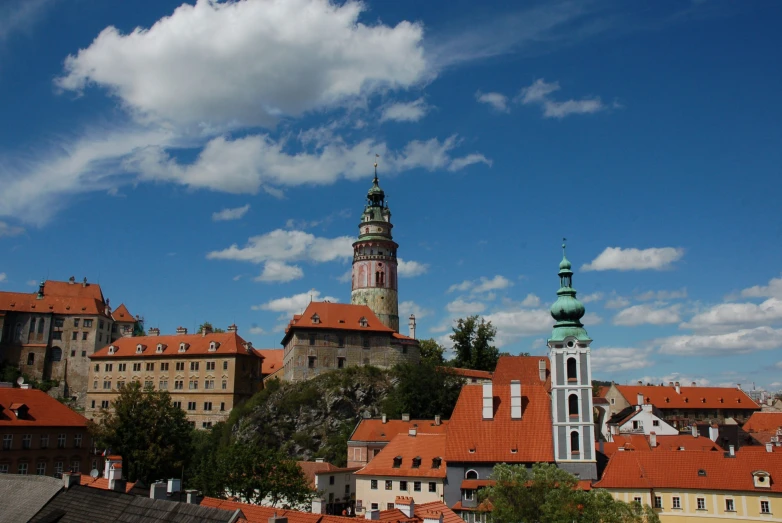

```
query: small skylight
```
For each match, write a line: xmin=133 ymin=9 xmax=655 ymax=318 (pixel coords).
xmin=698 ymin=469 xmax=707 ymax=476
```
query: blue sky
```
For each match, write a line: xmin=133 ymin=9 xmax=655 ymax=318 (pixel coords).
xmin=1 ymin=0 xmax=781 ymax=390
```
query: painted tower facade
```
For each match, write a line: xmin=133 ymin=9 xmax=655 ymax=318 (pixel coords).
xmin=548 ymin=243 xmax=598 ymax=480
xmin=350 ymin=167 xmax=399 ymax=332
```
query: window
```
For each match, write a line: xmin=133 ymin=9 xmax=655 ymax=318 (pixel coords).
xmin=144 ymin=380 xmax=153 ymax=388
xmin=101 ymin=400 xmax=109 ymax=408
xmin=414 ymin=481 xmax=421 ymax=492
xmin=371 ymin=504 xmax=379 ymax=511
xmin=118 ymin=363 xmax=126 ymax=371
xmin=57 ymin=434 xmax=66 ymax=448
xmin=570 ymin=431 xmax=580 ymax=454
xmin=161 ymin=362 xmax=169 ymax=371
xmin=105 ymin=363 xmax=113 ymax=372
xmin=761 ymin=501 xmax=770 ymax=514
xmin=30 ymin=318 xmax=37 ymax=334
xmin=91 ymin=400 xmax=95 ymax=408
xmin=202 ymin=422 xmax=213 ymax=429
xmin=81 ymin=350 xmax=86 ymax=357
xmin=204 ymin=402 xmax=212 ymax=411
xmin=71 ymin=350 xmax=76 ymax=358
xmin=175 ymin=380 xmax=184 ymax=390
xmin=83 ymin=319 xmax=93 ymax=328
xmin=432 ymin=457 xmax=442 ymax=469
xmin=363 ymin=336 xmax=370 ymax=349
xmin=54 ymin=462 xmax=63 ymax=475
xmin=54 ymin=318 xmax=64 ymax=328
xmin=429 ymin=482 xmax=436 ymax=493
xmin=187 ymin=402 xmax=196 ymax=411
xmin=117 ymin=381 xmax=125 ymax=389
xmin=329 ymin=475 xmax=335 ymax=485
xmin=345 ymin=484 xmax=350 ymax=495
xmin=36 ymin=462 xmax=46 ymax=476
xmin=222 ymin=380 xmax=227 ymax=390
xmin=568 ymin=394 xmax=579 ymax=418
xmin=133 ymin=363 xmax=141 ymax=372
xmin=652 ymin=420 xmax=660 ymax=427
xmin=393 ymin=456 xmax=402 ymax=468
xmin=371 ymin=479 xmax=378 ymax=490
xmin=146 ymin=362 xmax=154 ymax=371
xmin=18 ymin=463 xmax=28 ymax=475
xmin=464 ymin=489 xmax=474 ymax=501
xmin=70 ymin=461 xmax=80 ymax=473
xmin=52 ymin=332 xmax=62 ymax=341
xmin=465 ymin=470 xmax=478 ymax=479
xmin=82 ymin=332 xmax=88 ymax=340
xmin=337 ymin=357 xmax=345 ymax=369
xmin=103 ymin=381 xmax=111 ymax=389
xmin=173 ymin=401 xmax=182 ymax=409
xmin=308 ymin=356 xmax=317 ymax=368
xmin=74 ymin=434 xmax=82 ymax=448
xmin=385 ymin=480 xmax=392 ymax=490
xmin=190 ymin=362 xmax=199 ymax=371
xmin=189 ymin=380 xmax=198 ymax=390
xmin=633 ymin=497 xmax=642 ymax=504
xmin=220 ymin=402 xmax=226 ymax=411
xmin=338 ymin=336 xmax=345 ymax=347
xmin=2 ymin=434 xmax=12 ymax=450
xmin=74 ymin=319 xmax=80 ymax=327
xmin=99 ymin=320 xmax=104 ymax=329
xmin=309 ymin=334 xmax=316 ymax=346
xmin=22 ymin=434 xmax=31 ymax=449
xmin=223 ymin=361 xmax=228 ymax=370
xmin=632 ymin=420 xmax=642 ymax=430
xmin=400 ymin=480 xmax=407 ymax=491
xmin=27 ymin=353 xmax=35 ymax=365
xmin=567 ymin=357 xmax=577 ymax=382
xmin=412 ymin=456 xmax=421 ymax=468
xmin=725 ymin=499 xmax=735 ymax=512
xmin=206 ymin=361 xmax=215 ymax=371
xmin=40 ymin=435 xmax=48 ymax=449
xmin=697 ymin=497 xmax=705 ymax=510
xmin=72 ymin=331 xmax=78 ymax=340
xmin=159 ymin=380 xmax=168 ymax=390
xmin=205 ymin=380 xmax=214 ymax=389
xmin=176 ymin=362 xmax=185 ymax=371
xmin=387 ymin=503 xmax=394 ymax=510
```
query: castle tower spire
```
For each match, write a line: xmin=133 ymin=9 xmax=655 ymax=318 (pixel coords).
xmin=350 ymin=159 xmax=400 ymax=331
xmin=547 ymin=239 xmax=597 ymax=479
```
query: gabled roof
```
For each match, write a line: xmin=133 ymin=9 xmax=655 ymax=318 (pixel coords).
xmin=651 ymin=434 xmax=722 ymax=452
xmin=283 ymin=302 xmax=395 ymax=339
xmin=0 ymin=388 xmax=88 ymax=428
xmin=445 ymin=357 xmax=554 ymax=463
xmin=356 ymin=433 xmax=446 ymax=478
xmin=743 ymin=412 xmax=782 ymax=433
xmin=112 ymin=303 xmax=135 ymax=323
xmin=598 ymin=433 xmax=723 ymax=457
xmin=91 ymin=332 xmax=255 ymax=359
xmin=255 ymin=349 xmax=284 ymax=375
xmin=350 ymin=418 xmax=448 ymax=443
xmin=0 ymin=474 xmax=63 ymax=523
xmin=41 ymin=280 xmax=105 ymax=301
xmin=200 ymin=497 xmax=319 ymax=523
xmin=0 ymin=279 xmax=110 ymax=317
xmin=297 ymin=460 xmax=340 ymax=489
xmin=595 ymin=450 xmax=782 ymax=492
xmin=614 ymin=385 xmax=759 ymax=410
xmin=442 ymin=367 xmax=492 ymax=381
xmin=372 ymin=501 xmax=462 ymax=523
xmin=78 ymin=475 xmax=136 ymax=493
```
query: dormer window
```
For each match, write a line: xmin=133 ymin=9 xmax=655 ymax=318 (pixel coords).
xmin=412 ymin=456 xmax=421 ymax=468
xmin=108 ymin=345 xmax=116 ymax=355
xmin=311 ymin=314 xmax=320 ymax=325
xmin=393 ymin=456 xmax=402 ymax=468
xmin=698 ymin=469 xmax=707 ymax=477
xmin=136 ymin=344 xmax=145 ymax=354
xmin=432 ymin=457 xmax=442 ymax=469
xmin=209 ymin=341 xmax=220 ymax=352
xmin=359 ymin=317 xmax=368 ymax=328
xmin=753 ymin=471 xmax=771 ymax=488
xmin=179 ymin=343 xmax=188 ymax=353
xmin=156 ymin=344 xmax=165 ymax=353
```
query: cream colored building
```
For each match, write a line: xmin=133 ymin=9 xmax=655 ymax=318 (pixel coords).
xmin=596 ymin=448 xmax=782 ymax=522
xmin=86 ymin=326 xmax=262 ymax=429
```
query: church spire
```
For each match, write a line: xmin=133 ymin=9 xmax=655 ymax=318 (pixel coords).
xmin=367 ymin=156 xmax=386 ymax=208
xmin=549 ymin=239 xmax=590 ymax=342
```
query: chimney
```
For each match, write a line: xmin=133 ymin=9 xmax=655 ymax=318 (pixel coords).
xmin=104 ymin=456 xmax=122 ymax=479
xmin=649 ymin=431 xmax=657 ymax=448
xmin=62 ymin=472 xmax=81 ymax=489
xmin=69 ymin=276 xmax=76 ymax=284
xmin=176 ymin=326 xmax=188 ymax=335
xmin=610 ymin=425 xmax=618 ymax=435
xmin=691 ymin=382 xmax=697 ymax=387
xmin=185 ymin=490 xmax=201 ymax=504
xmin=315 ymin=458 xmax=325 ymax=463
xmin=107 ymin=462 xmax=122 ymax=482
xmin=435 ymin=415 xmax=441 ymax=426
xmin=767 ymin=442 xmax=773 ymax=453
xmin=167 ymin=478 xmax=181 ymax=494
xmin=408 ymin=428 xmax=417 ymax=437
xmin=201 ymin=324 xmax=212 ymax=337
xmin=637 ymin=380 xmax=642 ymax=385
xmin=675 ymin=382 xmax=681 ymax=394
xmin=110 ymin=478 xmax=127 ymax=492
xmin=482 ymin=381 xmax=493 ymax=420
xmin=227 ymin=324 xmax=238 ymax=333
xmin=150 ymin=481 xmax=167 ymax=500
xmin=82 ymin=277 xmax=87 ymax=287
xmin=401 ymin=413 xmax=410 ymax=422
xmin=636 ymin=393 xmax=644 ymax=407
xmin=692 ymin=425 xmax=699 ymax=438
xmin=365 ymin=510 xmax=380 ymax=520
xmin=729 ymin=445 xmax=735 ymax=457
xmin=37 ymin=281 xmax=45 ymax=300
xmin=538 ymin=359 xmax=546 ymax=382
xmin=668 ymin=382 xmax=674 ymax=387
xmin=395 ymin=497 xmax=414 ymax=518
xmin=422 ymin=511 xmax=444 ymax=523
xmin=709 ymin=423 xmax=719 ymax=442
xmin=408 ymin=314 xmax=416 ymax=339
xmin=148 ymin=327 xmax=160 ymax=337
xmin=381 ymin=414 xmax=387 ymax=424
xmin=269 ymin=514 xmax=289 ymax=523
xmin=510 ymin=380 xmax=522 ymax=419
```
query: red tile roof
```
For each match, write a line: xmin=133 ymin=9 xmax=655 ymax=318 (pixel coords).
xmin=743 ymin=412 xmax=782 ymax=433
xmin=78 ymin=475 xmax=136 ymax=493
xmin=356 ymin=433 xmax=447 ymax=478
xmin=442 ymin=368 xmax=492 ymax=381
xmin=200 ymin=497 xmax=320 ymax=523
xmin=91 ymin=332 xmax=257 ymax=359
xmin=0 ymin=388 xmax=88 ymax=427
xmin=460 ymin=479 xmax=496 ymax=489
xmin=0 ymin=292 xmax=108 ymax=317
xmin=283 ymin=302 xmax=395 ymax=339
xmin=595 ymin=450 xmax=782 ymax=492
xmin=598 ymin=433 xmax=722 ymax=457
xmin=597 ymin=435 xmax=651 ymax=457
xmin=256 ymin=349 xmax=284 ymax=375
xmin=297 ymin=461 xmax=339 ymax=489
xmin=651 ymin=434 xmax=723 ymax=452
xmin=350 ymin=419 xmax=448 ymax=443
xmin=615 ymin=385 xmax=760 ymax=410
xmin=111 ymin=303 xmax=135 ymax=323
xmin=445 ymin=357 xmax=554 ymax=463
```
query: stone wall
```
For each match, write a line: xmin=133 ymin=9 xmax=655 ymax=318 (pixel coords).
xmin=350 ymin=288 xmax=399 ymax=332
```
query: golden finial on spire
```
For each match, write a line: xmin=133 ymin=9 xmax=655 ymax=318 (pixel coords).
xmin=373 ymin=154 xmax=380 ymax=181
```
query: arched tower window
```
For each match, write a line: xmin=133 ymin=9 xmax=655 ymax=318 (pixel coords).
xmin=51 ymin=347 xmax=62 ymax=362
xmin=567 ymin=357 xmax=577 ymax=382
xmin=14 ymin=323 xmax=22 ymax=342
xmin=465 ymin=470 xmax=478 ymax=480
xmin=568 ymin=394 xmax=579 ymax=418
xmin=29 ymin=318 xmax=36 ymax=333
xmin=570 ymin=431 xmax=580 ymax=454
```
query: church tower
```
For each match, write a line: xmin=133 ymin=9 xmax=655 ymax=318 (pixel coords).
xmin=548 ymin=241 xmax=598 ymax=480
xmin=350 ymin=163 xmax=399 ymax=332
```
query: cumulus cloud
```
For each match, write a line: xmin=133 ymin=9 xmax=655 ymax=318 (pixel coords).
xmin=517 ymin=79 xmax=608 ymax=119
xmin=254 ymin=261 xmax=304 ymax=283
xmin=475 ymin=91 xmax=510 ymax=112
xmin=580 ymin=292 xmax=604 ymax=303
xmin=400 ymin=300 xmax=432 ymax=320
xmin=582 ymin=247 xmax=684 ymax=271
xmin=248 ymin=325 xmax=266 ymax=335
xmin=449 ymin=275 xmax=513 ymax=294
xmin=657 ymin=326 xmax=782 ymax=356
xmin=337 ymin=270 xmax=352 ymax=283
xmin=447 ymin=153 xmax=492 ymax=171
xmin=446 ymin=299 xmax=486 ymax=315
xmin=482 ymin=308 xmax=552 ymax=347
xmin=604 ymin=295 xmax=630 ymax=309
xmin=253 ymin=288 xmax=339 ymax=317
xmin=56 ymin=0 xmax=427 ymax=129
xmin=0 ymin=273 xmax=6 ymax=283
xmin=635 ymin=372 xmax=711 ymax=387
xmin=207 ymin=229 xmax=353 ymax=264
xmin=0 ymin=221 xmax=25 ymax=237
xmin=635 ymin=288 xmax=688 ymax=301
xmin=591 ymin=347 xmax=654 ymax=373
xmin=740 ymin=275 xmax=782 ymax=299
xmin=212 ymin=204 xmax=250 ymax=221
xmin=613 ymin=304 xmax=681 ymax=326
xmin=397 ymin=259 xmax=429 ymax=278
xmin=380 ymin=98 xmax=429 ymax=122
xmin=520 ymin=293 xmax=541 ymax=307
xmin=681 ymin=298 xmax=782 ymax=331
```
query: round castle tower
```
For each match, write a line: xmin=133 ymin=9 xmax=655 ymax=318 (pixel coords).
xmin=350 ymin=164 xmax=399 ymax=332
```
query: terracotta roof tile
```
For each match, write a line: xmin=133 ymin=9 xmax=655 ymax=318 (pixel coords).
xmin=284 ymin=302 xmax=395 ymax=337
xmin=356 ymin=433 xmax=446 ymax=478
xmin=415 ymin=501 xmax=463 ymax=523
xmin=651 ymin=434 xmax=723 ymax=452
xmin=491 ymin=356 xmax=550 ymax=390
xmin=111 ymin=303 xmax=135 ymax=322
xmin=595 ymin=450 xmax=782 ymax=492
xmin=743 ymin=412 xmax=782 ymax=433
xmin=0 ymin=291 xmax=107 ymax=316
xmin=351 ymin=419 xmax=448 ymax=443
xmin=441 ymin=368 xmax=492 ymax=381
xmin=78 ymin=475 xmax=136 ymax=493
xmin=91 ymin=332 xmax=253 ymax=359
xmin=615 ymin=385 xmax=760 ymax=410
xmin=0 ymin=388 xmax=88 ymax=427
xmin=297 ymin=460 xmax=339 ymax=489
xmin=460 ymin=479 xmax=496 ymax=489
xmin=256 ymin=349 xmax=284 ymax=375
xmin=200 ymin=497 xmax=321 ymax=523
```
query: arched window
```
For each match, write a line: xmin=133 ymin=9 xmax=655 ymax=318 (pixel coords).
xmin=36 ymin=318 xmax=44 ymax=340
xmin=465 ymin=470 xmax=478 ymax=480
xmin=570 ymin=431 xmax=580 ymax=454
xmin=14 ymin=323 xmax=22 ymax=342
xmin=29 ymin=319 xmax=36 ymax=333
xmin=568 ymin=394 xmax=579 ymax=418
xmin=566 ymin=358 xmax=577 ymax=382
xmin=51 ymin=347 xmax=62 ymax=362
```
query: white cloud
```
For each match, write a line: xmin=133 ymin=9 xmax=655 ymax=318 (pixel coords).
xmin=253 ymin=289 xmax=339 ymax=317
xmin=582 ymin=312 xmax=603 ymax=326
xmin=517 ymin=79 xmax=608 ymax=119
xmin=248 ymin=325 xmax=266 ymax=335
xmin=447 ymin=153 xmax=492 ymax=171
xmin=604 ymin=295 xmax=630 ymax=309
xmin=777 ymin=361 xmax=782 ymax=370
xmin=740 ymin=275 xmax=782 ymax=299
xmin=682 ymin=298 xmax=782 ymax=331
xmin=635 ymin=372 xmax=711 ymax=387
xmin=447 ymin=280 xmax=474 ymax=293
xmin=0 ymin=221 xmax=25 ymax=237
xmin=207 ymin=229 xmax=353 ymax=264
xmin=613 ymin=304 xmax=681 ymax=326
xmin=0 ymin=273 xmax=6 ymax=283
xmin=56 ymin=0 xmax=427 ymax=129
xmin=657 ymin=326 xmax=782 ymax=356
xmin=254 ymin=261 xmax=304 ymax=283
xmin=475 ymin=91 xmax=509 ymax=112
xmin=446 ymin=299 xmax=486 ymax=315
xmin=591 ymin=347 xmax=654 ymax=373
xmin=520 ymin=293 xmax=541 ymax=307
xmin=397 ymin=259 xmax=429 ymax=278
xmin=232 ymin=275 xmax=242 ymax=281
xmin=399 ymin=300 xmax=432 ymax=320
xmin=580 ymin=292 xmax=604 ymax=303
xmin=474 ymin=275 xmax=513 ymax=294
xmin=483 ymin=308 xmax=552 ymax=347
xmin=0 ymin=0 xmax=54 ymax=42
xmin=26 ymin=279 xmax=38 ymax=287
xmin=582 ymin=247 xmax=684 ymax=271
xmin=337 ymin=270 xmax=352 ymax=283
xmin=635 ymin=288 xmax=688 ymax=301
xmin=212 ymin=204 xmax=250 ymax=222
xmin=380 ymin=98 xmax=429 ymax=122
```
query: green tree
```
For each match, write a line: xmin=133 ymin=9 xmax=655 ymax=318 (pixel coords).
xmin=198 ymin=321 xmax=225 ymax=334
xmin=383 ymin=362 xmax=463 ymax=419
xmin=451 ymin=315 xmax=499 ymax=372
xmin=217 ymin=441 xmax=313 ymax=508
xmin=480 ymin=463 xmax=660 ymax=523
xmin=418 ymin=338 xmax=446 ymax=366
xmin=592 ymin=380 xmax=612 ymax=397
xmin=187 ymin=423 xmax=225 ymax=497
xmin=90 ymin=382 xmax=193 ymax=484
